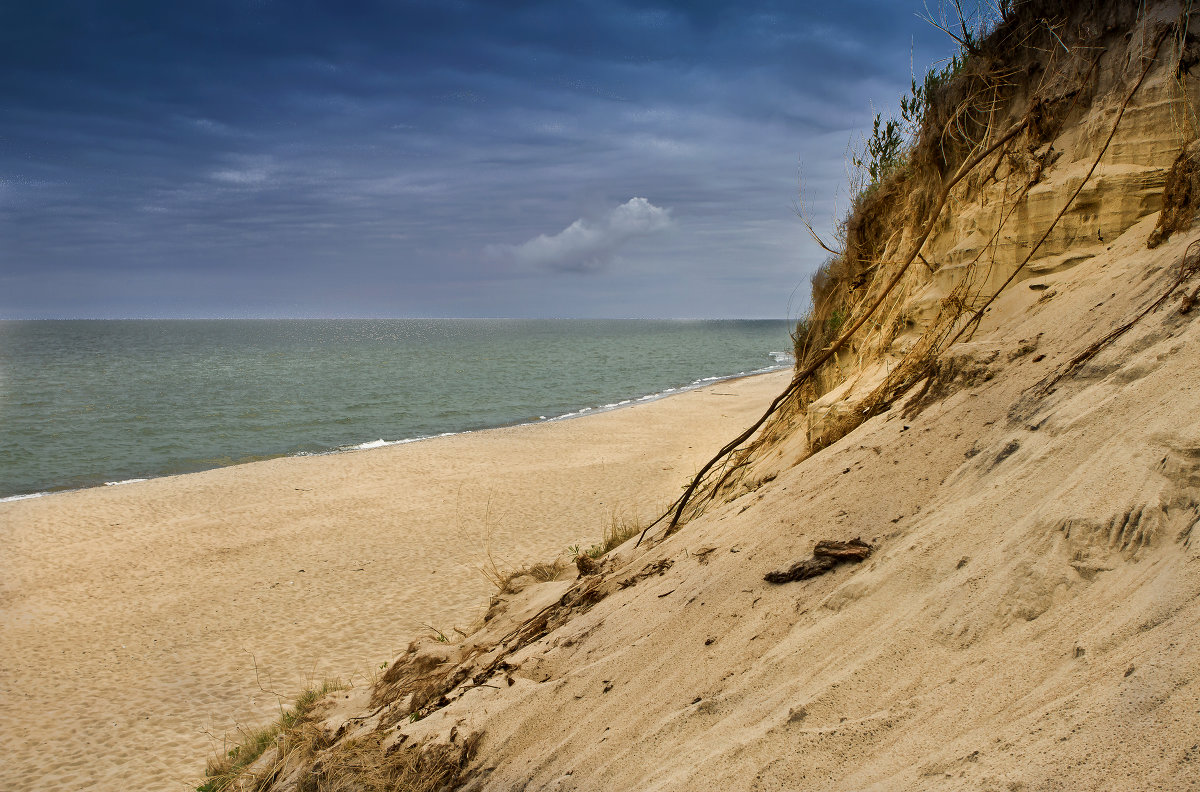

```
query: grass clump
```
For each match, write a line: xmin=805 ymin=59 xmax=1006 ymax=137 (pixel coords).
xmin=570 ymin=511 xmax=647 ymax=560
xmin=594 ymin=511 xmax=645 ymax=556
xmin=295 ymin=730 xmax=477 ymax=792
xmin=482 ymin=557 xmax=567 ymax=593
xmin=852 ymin=113 xmax=906 ymax=188
xmin=199 ymin=676 xmax=476 ymax=792
xmin=198 ymin=679 xmax=346 ymax=792
xmin=483 ymin=511 xmax=648 ymax=593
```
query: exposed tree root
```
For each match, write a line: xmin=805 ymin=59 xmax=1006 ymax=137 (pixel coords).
xmin=653 ymin=117 xmax=1030 ymax=538
xmin=951 ymin=32 xmax=1169 ymax=347
xmin=642 ymin=20 xmax=1175 ymax=544
xmin=1035 ymin=238 xmax=1200 ymax=396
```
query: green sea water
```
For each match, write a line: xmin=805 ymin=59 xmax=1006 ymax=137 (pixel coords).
xmin=0 ymin=319 xmax=792 ymax=500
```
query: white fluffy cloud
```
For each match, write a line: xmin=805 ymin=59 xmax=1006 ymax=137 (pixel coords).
xmin=492 ymin=197 xmax=672 ymax=273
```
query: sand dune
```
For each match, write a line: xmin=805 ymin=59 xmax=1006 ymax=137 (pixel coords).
xmin=209 ymin=4 xmax=1200 ymax=790
xmin=237 ymin=201 xmax=1200 ymax=792
xmin=0 ymin=370 xmax=788 ymax=791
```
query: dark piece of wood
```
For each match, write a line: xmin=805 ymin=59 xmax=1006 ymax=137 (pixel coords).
xmin=812 ymin=538 xmax=873 ymax=560
xmin=765 ymin=537 xmax=873 ymax=584
xmin=764 ymin=555 xmax=837 ymax=584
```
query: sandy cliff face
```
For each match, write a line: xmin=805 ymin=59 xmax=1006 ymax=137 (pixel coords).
xmin=217 ymin=3 xmax=1200 ymax=790
xmin=912 ymin=11 xmax=1191 ymax=315
xmin=791 ymin=0 xmax=1200 ymax=462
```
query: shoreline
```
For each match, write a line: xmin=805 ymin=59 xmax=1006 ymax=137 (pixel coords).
xmin=0 ymin=367 xmax=790 ymax=791
xmin=0 ymin=362 xmax=791 ymax=504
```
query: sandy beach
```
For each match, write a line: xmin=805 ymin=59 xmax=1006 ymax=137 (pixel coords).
xmin=0 ymin=369 xmax=788 ymax=791
xmin=7 ymin=1 xmax=1198 ymax=789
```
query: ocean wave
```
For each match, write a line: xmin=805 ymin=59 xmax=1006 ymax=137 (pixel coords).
xmin=337 ymin=431 xmax=464 ymax=454
xmin=543 ymin=358 xmax=792 ymax=424
xmin=2 ymin=476 xmax=153 ymax=502
xmin=0 ymin=491 xmax=50 ymax=503
xmin=348 ymin=438 xmax=394 ymax=451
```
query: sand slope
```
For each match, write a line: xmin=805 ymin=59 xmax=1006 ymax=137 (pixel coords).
xmin=285 ymin=200 xmax=1200 ymax=792
xmin=0 ymin=370 xmax=788 ymax=790
xmin=224 ymin=4 xmax=1200 ymax=786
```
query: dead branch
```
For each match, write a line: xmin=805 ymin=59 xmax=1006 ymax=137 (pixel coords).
xmin=794 ymin=163 xmax=843 ymax=256
xmin=1035 ymin=238 xmax=1200 ymax=395
xmin=651 ymin=114 xmax=1029 ymax=539
xmin=640 ymin=15 xmax=1169 ymax=549
xmin=764 ymin=538 xmax=873 ymax=584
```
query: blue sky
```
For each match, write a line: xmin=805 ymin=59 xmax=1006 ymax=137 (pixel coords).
xmin=0 ymin=1 xmax=963 ymax=319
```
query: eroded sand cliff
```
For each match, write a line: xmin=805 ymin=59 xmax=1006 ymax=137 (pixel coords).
xmin=208 ymin=3 xmax=1200 ymax=790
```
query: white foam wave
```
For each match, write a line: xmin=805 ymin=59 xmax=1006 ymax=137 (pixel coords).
xmin=542 ymin=360 xmax=793 ymax=424
xmin=769 ymin=350 xmax=796 ymax=364
xmin=0 ymin=491 xmax=50 ymax=503
xmin=339 ymin=430 xmax=465 ymax=454
xmin=2 ymin=480 xmax=151 ymax=502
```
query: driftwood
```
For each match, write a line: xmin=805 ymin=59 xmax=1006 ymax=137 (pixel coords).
xmin=764 ymin=538 xmax=873 ymax=584
xmin=617 ymin=558 xmax=674 ymax=589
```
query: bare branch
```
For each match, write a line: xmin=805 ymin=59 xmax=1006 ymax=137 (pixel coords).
xmin=794 ymin=162 xmax=844 ymax=256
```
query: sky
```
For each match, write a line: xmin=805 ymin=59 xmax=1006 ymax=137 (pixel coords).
xmin=0 ymin=1 xmax=964 ymax=319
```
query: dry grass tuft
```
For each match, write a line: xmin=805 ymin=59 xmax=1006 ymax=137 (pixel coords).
xmin=1148 ymin=143 xmax=1200 ymax=248
xmin=199 ymin=682 xmax=476 ymax=792
xmin=592 ymin=511 xmax=645 ymax=557
xmin=481 ymin=510 xmax=647 ymax=593
xmin=199 ymin=679 xmax=346 ymax=792
xmin=487 ymin=559 xmax=567 ymax=593
xmin=294 ymin=730 xmax=477 ymax=792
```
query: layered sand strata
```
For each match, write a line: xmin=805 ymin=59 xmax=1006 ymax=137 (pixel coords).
xmin=0 ymin=369 xmax=789 ymax=791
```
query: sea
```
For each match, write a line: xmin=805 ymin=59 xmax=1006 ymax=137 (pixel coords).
xmin=0 ymin=319 xmax=793 ymax=501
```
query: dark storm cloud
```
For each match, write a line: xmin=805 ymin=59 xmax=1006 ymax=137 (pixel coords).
xmin=0 ymin=0 xmax=964 ymax=318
